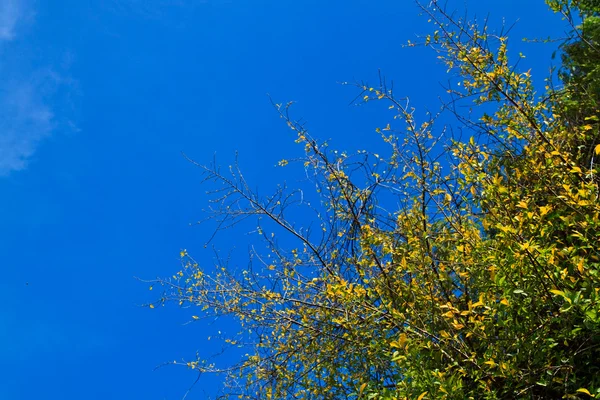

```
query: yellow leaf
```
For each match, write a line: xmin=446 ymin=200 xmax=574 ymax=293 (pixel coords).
xmin=149 ymin=304 xmax=155 ymax=309
xmin=576 ymin=388 xmax=592 ymax=396
xmin=484 ymin=360 xmax=497 ymax=368
xmin=383 ymin=123 xmax=391 ymax=131
xmin=390 ymin=333 xmax=407 ymax=349
xmin=595 ymin=143 xmax=600 ymax=155
xmin=417 ymin=392 xmax=428 ymax=400
xmin=192 ymin=315 xmax=199 ymax=320
xmin=500 ymin=298 xmax=509 ymax=306
xmin=451 ymin=322 xmax=465 ymax=330
xmin=398 ymin=333 xmax=407 ymax=347
xmin=472 ymin=293 xmax=485 ymax=308
xmin=539 ymin=205 xmax=551 ymax=216
xmin=550 ymin=289 xmax=572 ymax=303
xmin=359 ymin=383 xmax=367 ymax=395
xmin=577 ymin=258 xmax=585 ymax=275
xmin=149 ymin=286 xmax=153 ymax=291
xmin=180 ymin=250 xmax=186 ymax=258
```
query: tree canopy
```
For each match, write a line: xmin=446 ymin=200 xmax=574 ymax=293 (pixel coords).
xmin=150 ymin=1 xmax=600 ymax=398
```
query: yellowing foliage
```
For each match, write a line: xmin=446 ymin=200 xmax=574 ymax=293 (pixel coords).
xmin=149 ymin=1 xmax=600 ymax=398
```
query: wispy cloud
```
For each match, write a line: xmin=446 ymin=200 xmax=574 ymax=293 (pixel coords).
xmin=0 ymin=0 xmax=78 ymax=176
xmin=0 ymin=0 xmax=21 ymax=40
xmin=0 ymin=76 xmax=55 ymax=175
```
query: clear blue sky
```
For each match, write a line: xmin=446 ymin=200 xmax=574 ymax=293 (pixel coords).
xmin=0 ymin=1 xmax=565 ymax=398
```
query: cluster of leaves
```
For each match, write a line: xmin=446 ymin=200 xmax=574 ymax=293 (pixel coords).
xmin=150 ymin=0 xmax=600 ymax=398
xmin=555 ymin=0 xmax=600 ymax=114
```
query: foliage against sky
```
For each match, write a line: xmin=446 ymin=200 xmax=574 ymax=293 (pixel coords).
xmin=151 ymin=1 xmax=600 ymax=398
xmin=0 ymin=0 xmax=577 ymax=399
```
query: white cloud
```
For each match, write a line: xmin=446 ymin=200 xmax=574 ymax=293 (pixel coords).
xmin=0 ymin=0 xmax=21 ymax=40
xmin=0 ymin=78 xmax=55 ymax=175
xmin=0 ymin=0 xmax=77 ymax=176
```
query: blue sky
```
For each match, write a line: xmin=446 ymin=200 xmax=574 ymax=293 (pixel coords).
xmin=0 ymin=1 xmax=565 ymax=398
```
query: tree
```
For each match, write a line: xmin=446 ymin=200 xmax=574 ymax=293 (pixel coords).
xmin=553 ymin=0 xmax=600 ymax=169
xmin=149 ymin=1 xmax=600 ymax=398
